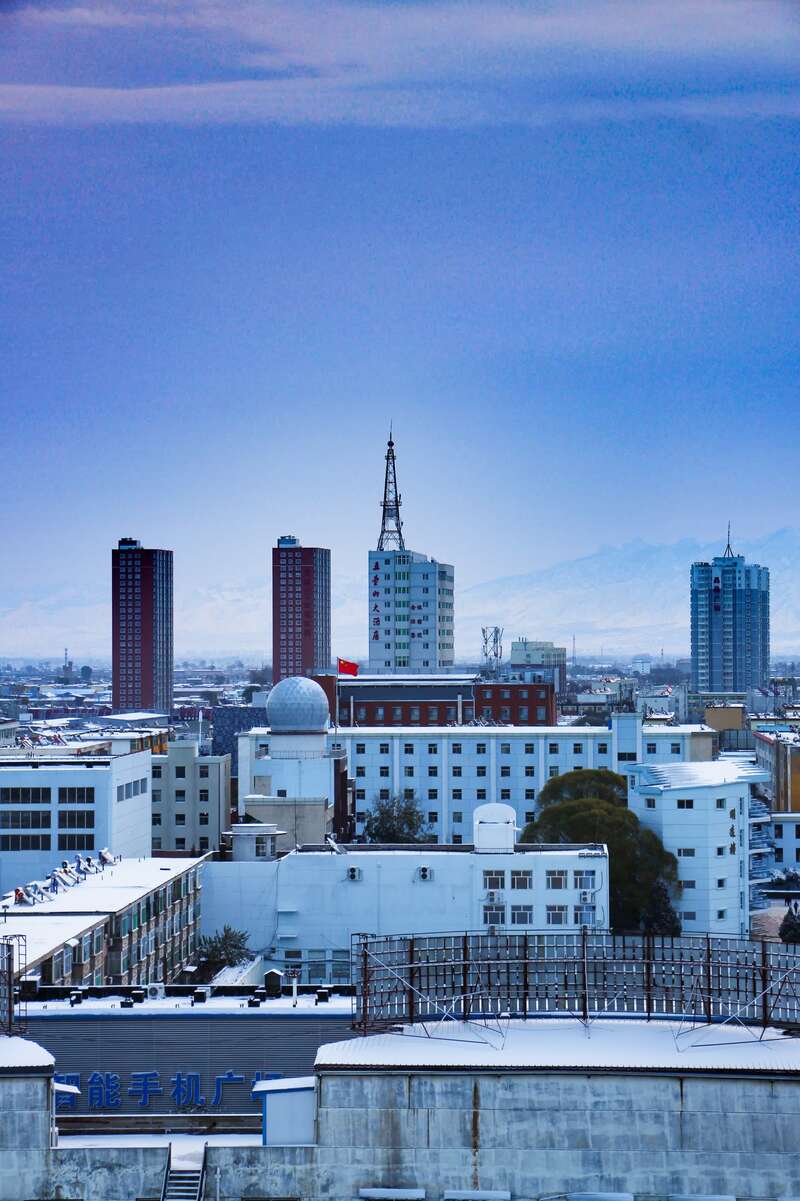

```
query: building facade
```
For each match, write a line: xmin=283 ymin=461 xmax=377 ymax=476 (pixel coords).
xmin=272 ymin=536 xmax=331 ymax=683
xmin=334 ymin=674 xmax=556 ymax=728
xmin=690 ymin=542 xmax=770 ymax=692
xmin=367 ymin=550 xmax=455 ymax=673
xmin=202 ymin=803 xmax=610 ymax=985
xmin=509 ymin=639 xmax=568 ymax=694
xmin=238 ymin=710 xmax=715 ymax=843
xmin=627 ymin=759 xmax=773 ymax=936
xmin=0 ymin=750 xmax=152 ymax=890
xmin=151 ymin=741 xmax=231 ymax=856
xmin=112 ymin=537 xmax=174 ymax=713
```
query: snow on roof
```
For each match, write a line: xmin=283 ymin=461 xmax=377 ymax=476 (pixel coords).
xmin=250 ymin=724 xmax=710 ymax=739
xmin=633 ymin=761 xmax=769 ymax=790
xmin=26 ymin=992 xmax=352 ymax=1016
xmin=315 ymin=1018 xmax=800 ymax=1075
xmin=0 ymin=1035 xmax=54 ymax=1072
xmin=252 ymin=1075 xmax=315 ymax=1094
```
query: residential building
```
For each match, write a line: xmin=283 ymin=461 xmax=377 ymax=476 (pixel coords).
xmin=202 ymin=802 xmax=610 ymax=984
xmin=690 ymin=537 xmax=770 ymax=692
xmin=112 ymin=537 xmax=174 ymax=714
xmin=238 ymin=709 xmax=715 ymax=843
xmin=211 ymin=703 xmax=267 ymax=778
xmin=271 ymin=535 xmax=331 ymax=683
xmin=333 ymin=673 xmax=556 ymax=728
xmin=627 ymin=759 xmax=773 ymax=936
xmin=754 ymin=729 xmax=800 ymax=817
xmin=151 ymin=741 xmax=231 ymax=856
xmin=509 ymin=640 xmax=567 ymax=693
xmin=0 ymin=720 xmax=18 ymax=748
xmin=0 ymin=750 xmax=152 ymax=890
xmin=368 ymin=434 xmax=454 ymax=672
xmin=1 ymin=854 xmax=204 ymax=986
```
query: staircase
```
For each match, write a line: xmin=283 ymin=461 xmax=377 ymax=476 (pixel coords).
xmin=160 ymin=1142 xmax=207 ymax=1201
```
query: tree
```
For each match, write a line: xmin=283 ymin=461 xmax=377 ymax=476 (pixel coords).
xmin=536 ymin=768 xmax=628 ymax=810
xmin=641 ymin=880 xmax=682 ymax=936
xmin=521 ymin=797 xmax=679 ymax=932
xmin=779 ymin=905 xmax=800 ymax=944
xmin=363 ymin=795 xmax=429 ymax=844
xmin=197 ymin=925 xmax=253 ymax=974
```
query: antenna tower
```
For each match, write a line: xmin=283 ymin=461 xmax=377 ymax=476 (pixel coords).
xmin=481 ymin=627 xmax=503 ymax=678
xmin=377 ymin=428 xmax=405 ymax=551
xmin=723 ymin=521 xmax=734 ymax=558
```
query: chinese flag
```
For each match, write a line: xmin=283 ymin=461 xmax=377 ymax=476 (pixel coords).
xmin=337 ymin=657 xmax=359 ymax=676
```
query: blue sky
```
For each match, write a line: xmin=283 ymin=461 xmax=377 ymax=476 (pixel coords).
xmin=1 ymin=1 xmax=799 ymax=659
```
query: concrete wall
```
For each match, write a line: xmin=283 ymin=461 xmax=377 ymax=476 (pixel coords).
xmin=205 ymin=1068 xmax=800 ymax=1201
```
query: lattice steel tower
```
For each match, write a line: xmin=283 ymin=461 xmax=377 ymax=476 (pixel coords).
xmin=377 ymin=429 xmax=405 ymax=551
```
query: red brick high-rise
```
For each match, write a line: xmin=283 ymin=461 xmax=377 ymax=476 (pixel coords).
xmin=272 ymin=536 xmax=331 ymax=683
xmin=112 ymin=538 xmax=173 ymax=714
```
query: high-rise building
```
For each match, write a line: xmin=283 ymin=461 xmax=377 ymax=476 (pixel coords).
xmin=690 ymin=534 xmax=770 ymax=692
xmin=368 ymin=434 xmax=454 ymax=673
xmin=272 ymin=536 xmax=331 ymax=683
xmin=112 ymin=538 xmax=173 ymax=714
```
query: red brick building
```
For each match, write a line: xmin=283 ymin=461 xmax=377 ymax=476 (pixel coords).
xmin=112 ymin=538 xmax=173 ymax=714
xmin=272 ymin=536 xmax=331 ymax=683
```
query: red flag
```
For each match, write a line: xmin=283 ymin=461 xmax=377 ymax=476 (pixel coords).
xmin=337 ymin=657 xmax=359 ymax=677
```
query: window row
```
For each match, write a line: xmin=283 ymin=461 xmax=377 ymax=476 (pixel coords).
xmin=482 ymin=904 xmax=597 ymax=927
xmin=116 ymin=778 xmax=148 ymax=802
xmin=483 ymin=869 xmax=596 ymax=891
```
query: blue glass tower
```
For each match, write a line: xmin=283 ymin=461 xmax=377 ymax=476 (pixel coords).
xmin=690 ymin=534 xmax=770 ymax=692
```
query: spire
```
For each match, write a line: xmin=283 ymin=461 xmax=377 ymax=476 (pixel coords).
xmin=723 ymin=521 xmax=734 ymax=557
xmin=377 ymin=428 xmax=405 ymax=551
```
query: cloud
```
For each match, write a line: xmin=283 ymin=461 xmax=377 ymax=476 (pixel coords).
xmin=2 ymin=0 xmax=800 ymax=126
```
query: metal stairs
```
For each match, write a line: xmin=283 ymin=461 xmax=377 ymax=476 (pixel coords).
xmin=160 ymin=1143 xmax=206 ymax=1201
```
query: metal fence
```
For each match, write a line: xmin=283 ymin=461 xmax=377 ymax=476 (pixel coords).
xmin=350 ymin=930 xmax=800 ymax=1032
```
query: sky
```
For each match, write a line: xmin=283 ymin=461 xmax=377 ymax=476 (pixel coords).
xmin=1 ymin=0 xmax=799 ymax=660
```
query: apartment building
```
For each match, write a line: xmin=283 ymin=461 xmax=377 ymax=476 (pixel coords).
xmin=150 ymin=741 xmax=231 ymax=855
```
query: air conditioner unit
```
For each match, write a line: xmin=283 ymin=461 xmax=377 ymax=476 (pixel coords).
xmin=579 ymin=891 xmax=592 ymax=904
xmin=146 ymin=983 xmax=166 ymax=1000
xmin=418 ymin=866 xmax=433 ymax=882
xmin=347 ymin=866 xmax=362 ymax=882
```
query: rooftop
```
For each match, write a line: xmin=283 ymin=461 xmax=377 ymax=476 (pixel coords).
xmin=2 ymin=856 xmax=204 ymax=917
xmin=242 ymin=723 xmax=713 ymax=738
xmin=0 ymin=1035 xmax=55 ymax=1073
xmin=633 ymin=760 xmax=770 ymax=789
xmin=315 ymin=1017 xmax=800 ymax=1075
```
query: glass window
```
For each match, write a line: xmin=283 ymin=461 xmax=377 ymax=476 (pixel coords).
xmin=483 ymin=904 xmax=505 ymax=926
xmin=452 ymin=810 xmax=463 ymax=823
xmin=483 ymin=870 xmax=505 ymax=890
xmin=511 ymin=870 xmax=532 ymax=890
xmin=546 ymin=905 xmax=568 ymax=926
xmin=476 ymin=743 xmax=487 ymax=756
xmin=511 ymin=905 xmax=533 ymax=925
xmin=546 ymin=870 xmax=567 ymax=889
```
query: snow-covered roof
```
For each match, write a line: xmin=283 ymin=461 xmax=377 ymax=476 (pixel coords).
xmin=249 ymin=723 xmax=711 ymax=739
xmin=26 ymin=992 xmax=351 ymax=1016
xmin=0 ymin=1035 xmax=54 ymax=1072
xmin=252 ymin=1075 xmax=315 ymax=1094
xmin=633 ymin=761 xmax=769 ymax=790
xmin=1 ymin=856 xmax=204 ymax=918
xmin=315 ymin=1018 xmax=800 ymax=1075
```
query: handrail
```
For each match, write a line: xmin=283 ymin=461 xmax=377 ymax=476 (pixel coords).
xmin=159 ymin=1139 xmax=171 ymax=1201
xmin=197 ymin=1141 xmax=208 ymax=1201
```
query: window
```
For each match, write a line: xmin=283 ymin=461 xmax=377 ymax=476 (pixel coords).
xmin=671 ymin=743 xmax=681 ymax=754
xmin=524 ymin=743 xmax=534 ymax=754
xmin=511 ymin=870 xmax=532 ymax=890
xmin=500 ymin=766 xmax=510 ymax=778
xmin=452 ymin=766 xmax=462 ymax=777
xmin=58 ymin=810 xmax=94 ymax=829
xmin=379 ymin=743 xmax=390 ymax=754
xmin=428 ymin=789 xmax=438 ymax=801
xmin=525 ymin=810 xmax=535 ymax=822
xmin=500 ymin=743 xmax=511 ymax=754
xmin=483 ymin=905 xmax=505 ymax=926
xmin=677 ymin=848 xmax=695 ymax=857
xmin=501 ymin=789 xmax=512 ymax=801
xmin=525 ymin=766 xmax=535 ymax=777
xmin=199 ymin=765 xmax=209 ymax=779
xmin=477 ymin=765 xmax=487 ymax=778
xmin=476 ymin=743 xmax=486 ymax=755
xmin=573 ymin=743 xmax=583 ymax=754
xmin=546 ymin=905 xmax=568 ymax=926
xmin=175 ymin=790 xmax=186 ymax=802
xmin=716 ymin=846 xmax=725 ymax=856
xmin=683 ymin=911 xmax=696 ymax=921
xmin=58 ymin=834 xmax=94 ymax=851
xmin=58 ymin=787 xmax=95 ymax=805
xmin=574 ymin=905 xmax=596 ymax=926
xmin=152 ymin=813 xmax=162 ymax=827
xmin=0 ymin=834 xmax=51 ymax=851
xmin=254 ymin=835 xmax=268 ymax=857
xmin=428 ymin=743 xmax=437 ymax=754
xmin=379 ymin=789 xmax=390 ymax=801
xmin=377 ymin=766 xmax=389 ymax=779
xmin=175 ymin=814 xmax=186 ymax=826
xmin=716 ymin=909 xmax=727 ymax=920
xmin=356 ymin=743 xmax=366 ymax=754
xmin=199 ymin=790 xmax=209 ymax=803
xmin=716 ymin=798 xmax=726 ymax=809
xmin=403 ymin=789 xmax=414 ymax=800
xmin=452 ymin=810 xmax=463 ymax=823
xmin=404 ymin=766 xmax=414 ymax=778
xmin=716 ymin=878 xmax=726 ymax=888
xmin=356 ymin=766 xmax=365 ymax=778
xmin=549 ymin=767 xmax=559 ymax=779
xmin=483 ymin=870 xmax=505 ymax=891
xmin=645 ymin=797 xmax=655 ymax=809
xmin=428 ymin=765 xmax=438 ymax=777
xmin=175 ymin=766 xmax=186 ymax=779
xmin=355 ymin=789 xmax=365 ymax=800
xmin=617 ymin=752 xmax=636 ymax=762
xmin=574 ymin=870 xmax=596 ymax=889
xmin=476 ymin=789 xmax=487 ymax=800
xmin=677 ymin=798 xmax=694 ymax=809
xmin=681 ymin=880 xmax=696 ymax=889
xmin=775 ymin=823 xmax=784 ymax=838
xmin=199 ymin=837 xmax=209 ymax=852
xmin=452 ymin=789 xmax=462 ymax=800
xmin=199 ymin=813 xmax=209 ymax=826
xmin=525 ymin=789 xmax=535 ymax=801
xmin=452 ymin=743 xmax=462 ymax=754
xmin=511 ymin=905 xmax=533 ymax=925
xmin=0 ymin=811 xmax=50 ymax=829
xmin=404 ymin=743 xmax=414 ymax=754
xmin=453 ymin=834 xmax=462 ymax=844
xmin=548 ymin=743 xmax=558 ymax=754
xmin=152 ymin=766 xmax=162 ymax=779
xmin=646 ymin=743 xmax=657 ymax=754
xmin=546 ymin=870 xmax=567 ymax=889
xmin=598 ymin=742 xmax=608 ymax=754
xmin=356 ymin=811 xmax=366 ymax=823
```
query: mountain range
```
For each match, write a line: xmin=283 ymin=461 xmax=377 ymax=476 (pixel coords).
xmin=1 ymin=529 xmax=798 ymax=662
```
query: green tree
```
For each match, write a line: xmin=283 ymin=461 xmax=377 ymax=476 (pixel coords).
xmin=363 ymin=795 xmax=429 ymax=843
xmin=779 ymin=906 xmax=800 ymax=944
xmin=536 ymin=768 xmax=628 ymax=809
xmin=521 ymin=797 xmax=679 ymax=932
xmin=197 ymin=925 xmax=253 ymax=973
xmin=641 ymin=880 xmax=682 ymax=936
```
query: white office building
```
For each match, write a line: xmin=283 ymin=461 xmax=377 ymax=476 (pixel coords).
xmin=368 ymin=549 xmax=454 ymax=673
xmin=202 ymin=802 xmax=610 ymax=985
xmin=150 ymin=740 xmax=231 ymax=856
xmin=627 ymin=759 xmax=773 ymax=937
xmin=0 ymin=750 xmax=152 ymax=890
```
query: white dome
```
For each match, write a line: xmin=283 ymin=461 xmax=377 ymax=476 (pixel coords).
xmin=267 ymin=676 xmax=330 ymax=734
